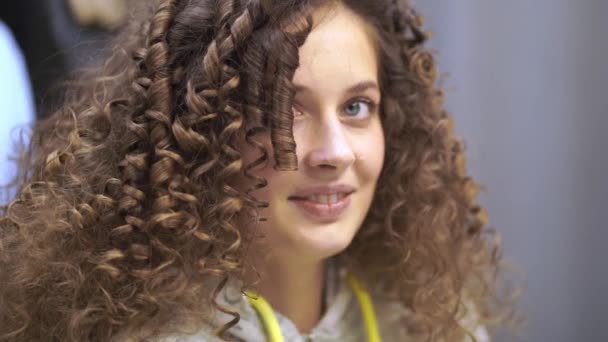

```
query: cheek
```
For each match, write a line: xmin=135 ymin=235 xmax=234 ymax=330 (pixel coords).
xmin=357 ymin=127 xmax=385 ymax=180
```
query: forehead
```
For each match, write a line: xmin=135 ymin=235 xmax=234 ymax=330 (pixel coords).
xmin=292 ymin=4 xmax=379 ymax=90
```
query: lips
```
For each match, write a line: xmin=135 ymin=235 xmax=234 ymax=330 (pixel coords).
xmin=288 ymin=184 xmax=356 ymax=200
xmin=291 ymin=193 xmax=349 ymax=205
xmin=287 ymin=184 xmax=355 ymax=222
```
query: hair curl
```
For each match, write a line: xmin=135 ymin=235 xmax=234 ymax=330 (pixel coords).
xmin=0 ymin=0 xmax=515 ymax=341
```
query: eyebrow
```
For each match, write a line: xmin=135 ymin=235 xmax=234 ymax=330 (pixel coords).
xmin=293 ymin=80 xmax=380 ymax=95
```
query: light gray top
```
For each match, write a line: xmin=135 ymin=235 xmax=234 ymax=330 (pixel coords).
xmin=119 ymin=263 xmax=489 ymax=341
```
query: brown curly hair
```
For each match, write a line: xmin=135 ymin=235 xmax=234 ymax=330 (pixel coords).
xmin=0 ymin=0 xmax=514 ymax=340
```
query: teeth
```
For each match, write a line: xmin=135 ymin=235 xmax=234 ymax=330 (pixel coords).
xmin=304 ymin=193 xmax=344 ymax=204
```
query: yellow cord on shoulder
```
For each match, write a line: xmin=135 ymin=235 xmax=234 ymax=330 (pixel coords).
xmin=345 ymin=273 xmax=382 ymax=342
xmin=246 ymin=272 xmax=381 ymax=342
xmin=246 ymin=291 xmax=285 ymax=342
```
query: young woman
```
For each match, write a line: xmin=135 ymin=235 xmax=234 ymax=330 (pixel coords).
xmin=0 ymin=0 xmax=511 ymax=341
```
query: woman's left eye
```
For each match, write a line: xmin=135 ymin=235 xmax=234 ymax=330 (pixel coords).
xmin=344 ymin=99 xmax=375 ymax=119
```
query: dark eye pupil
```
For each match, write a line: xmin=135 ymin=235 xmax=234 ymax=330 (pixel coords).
xmin=346 ymin=102 xmax=360 ymax=115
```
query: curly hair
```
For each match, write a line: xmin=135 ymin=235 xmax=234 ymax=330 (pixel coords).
xmin=0 ymin=0 xmax=514 ymax=341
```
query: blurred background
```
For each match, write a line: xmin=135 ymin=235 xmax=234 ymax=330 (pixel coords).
xmin=416 ymin=0 xmax=608 ymax=341
xmin=1 ymin=1 xmax=606 ymax=341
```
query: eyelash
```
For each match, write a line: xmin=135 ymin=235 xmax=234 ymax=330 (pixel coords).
xmin=292 ymin=97 xmax=378 ymax=120
xmin=344 ymin=98 xmax=377 ymax=119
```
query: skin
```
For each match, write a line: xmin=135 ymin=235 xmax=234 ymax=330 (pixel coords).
xmin=68 ymin=0 xmax=127 ymax=28
xmin=236 ymin=3 xmax=384 ymax=333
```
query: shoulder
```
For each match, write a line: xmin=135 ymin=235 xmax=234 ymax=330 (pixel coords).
xmin=458 ymin=298 xmax=491 ymax=342
xmin=112 ymin=321 xmax=228 ymax=342
xmin=114 ymin=328 xmax=228 ymax=342
xmin=373 ymin=295 xmax=490 ymax=342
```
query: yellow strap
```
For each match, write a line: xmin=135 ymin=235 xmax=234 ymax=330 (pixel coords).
xmin=246 ymin=291 xmax=285 ymax=342
xmin=246 ymin=273 xmax=381 ymax=342
xmin=345 ymin=273 xmax=382 ymax=342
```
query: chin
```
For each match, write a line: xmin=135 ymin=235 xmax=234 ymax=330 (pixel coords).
xmin=285 ymin=223 xmax=357 ymax=260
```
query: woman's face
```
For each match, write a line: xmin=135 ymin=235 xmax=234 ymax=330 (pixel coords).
xmin=238 ymin=5 xmax=384 ymax=262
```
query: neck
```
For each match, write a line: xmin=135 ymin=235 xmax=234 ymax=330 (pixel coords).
xmin=246 ymin=253 xmax=326 ymax=334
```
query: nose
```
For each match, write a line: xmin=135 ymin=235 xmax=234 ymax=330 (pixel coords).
xmin=303 ymin=119 xmax=356 ymax=173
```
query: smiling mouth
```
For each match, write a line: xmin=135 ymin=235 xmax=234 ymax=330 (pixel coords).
xmin=287 ymin=192 xmax=353 ymax=222
xmin=287 ymin=192 xmax=350 ymax=205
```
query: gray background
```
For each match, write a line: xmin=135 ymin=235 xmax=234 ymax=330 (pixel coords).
xmin=414 ymin=0 xmax=608 ymax=341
